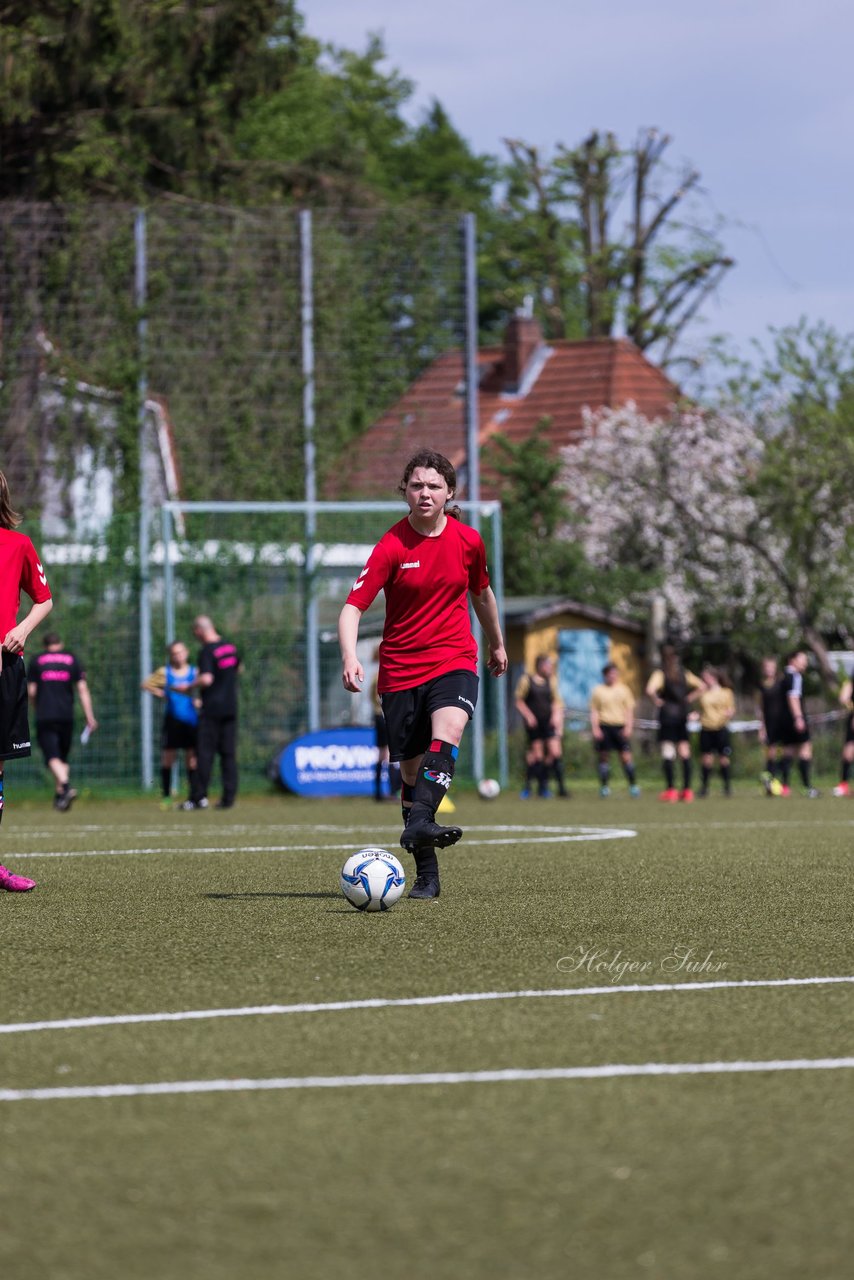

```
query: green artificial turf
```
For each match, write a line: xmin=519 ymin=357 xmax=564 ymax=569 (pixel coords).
xmin=1 ymin=790 xmax=853 ymax=1280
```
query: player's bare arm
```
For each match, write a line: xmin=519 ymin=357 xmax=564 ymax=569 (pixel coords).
xmin=2 ymin=597 xmax=53 ymax=657
xmin=77 ymin=679 xmax=98 ymax=733
xmin=645 ymin=674 xmax=663 ymax=707
xmin=470 ymin=588 xmax=507 ymax=677
xmin=338 ymin=602 xmax=365 ymax=691
xmin=515 ymin=698 xmax=537 ymax=729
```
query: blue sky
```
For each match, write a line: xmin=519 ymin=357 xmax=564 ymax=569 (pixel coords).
xmin=302 ymin=0 xmax=854 ymax=362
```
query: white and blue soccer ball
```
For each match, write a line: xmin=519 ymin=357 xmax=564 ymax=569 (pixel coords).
xmin=477 ymin=777 xmax=501 ymax=800
xmin=340 ymin=848 xmax=406 ymax=912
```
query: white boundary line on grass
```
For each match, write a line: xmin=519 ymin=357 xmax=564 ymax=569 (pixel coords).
xmin=3 ymin=974 xmax=853 ymax=1036
xmin=12 ymin=826 xmax=638 ymax=859
xmin=3 ymin=1057 xmax=854 ymax=1101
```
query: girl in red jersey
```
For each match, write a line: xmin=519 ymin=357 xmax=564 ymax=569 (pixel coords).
xmin=338 ymin=451 xmax=507 ymax=900
xmin=0 ymin=470 xmax=53 ymax=891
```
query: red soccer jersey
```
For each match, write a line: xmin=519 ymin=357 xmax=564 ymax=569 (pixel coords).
xmin=347 ymin=516 xmax=490 ymax=692
xmin=0 ymin=529 xmax=52 ymax=645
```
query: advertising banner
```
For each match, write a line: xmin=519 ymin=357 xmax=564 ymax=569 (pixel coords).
xmin=276 ymin=726 xmax=378 ymax=797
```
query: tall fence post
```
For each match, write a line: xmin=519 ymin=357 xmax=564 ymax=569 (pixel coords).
xmin=136 ymin=207 xmax=154 ymax=790
xmin=462 ymin=212 xmax=486 ymax=782
xmin=489 ymin=503 xmax=509 ymax=787
xmin=300 ymin=209 xmax=320 ymax=733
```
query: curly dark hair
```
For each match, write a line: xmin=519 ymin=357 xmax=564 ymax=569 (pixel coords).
xmin=397 ymin=450 xmax=462 ymax=520
xmin=0 ymin=471 xmax=21 ymax=529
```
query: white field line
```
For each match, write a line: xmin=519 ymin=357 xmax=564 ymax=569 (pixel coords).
xmin=12 ymin=826 xmax=638 ymax=859
xmin=3 ymin=974 xmax=853 ymax=1036
xmin=4 ymin=1057 xmax=854 ymax=1101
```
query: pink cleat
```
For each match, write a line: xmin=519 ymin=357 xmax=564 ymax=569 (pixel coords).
xmin=0 ymin=864 xmax=36 ymax=892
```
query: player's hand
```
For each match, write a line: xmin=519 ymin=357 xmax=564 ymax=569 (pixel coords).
xmin=342 ymin=659 xmax=364 ymax=693
xmin=487 ymin=645 xmax=508 ymax=677
xmin=87 ymin=718 xmax=99 ymax=733
xmin=2 ymin=623 xmax=28 ymax=655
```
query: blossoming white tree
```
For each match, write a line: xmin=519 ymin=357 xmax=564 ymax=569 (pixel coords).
xmin=561 ymin=398 xmax=854 ymax=681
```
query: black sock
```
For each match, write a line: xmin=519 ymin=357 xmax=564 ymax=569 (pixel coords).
xmin=410 ymin=740 xmax=457 ymax=825
xmin=401 ymin=782 xmax=438 ymax=879
xmin=842 ymin=759 xmax=851 ymax=784
xmin=413 ymin=846 xmax=439 ymax=879
xmin=663 ymin=759 xmax=675 ymax=789
xmin=374 ymin=760 xmax=384 ymax=801
xmin=781 ymin=756 xmax=792 ymax=786
xmin=682 ymin=758 xmax=693 ymax=791
xmin=799 ymin=758 xmax=811 ymax=788
xmin=701 ymin=765 xmax=712 ymax=791
xmin=598 ymin=761 xmax=610 ymax=786
xmin=767 ymin=757 xmax=779 ymax=779
xmin=720 ymin=763 xmax=731 ymax=794
xmin=552 ymin=759 xmax=567 ymax=793
xmin=0 ymin=773 xmax=4 ymax=825
xmin=401 ymin=781 xmax=415 ymax=829
xmin=161 ymin=766 xmax=172 ymax=798
xmin=535 ymin=760 xmax=549 ymax=796
xmin=624 ymin=760 xmax=636 ymax=785
xmin=389 ymin=762 xmax=402 ymax=796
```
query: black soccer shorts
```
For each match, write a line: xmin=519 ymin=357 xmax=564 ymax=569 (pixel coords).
xmin=0 ymin=654 xmax=32 ymax=760
xmin=379 ymin=669 xmax=479 ymax=763
xmin=37 ymin=718 xmax=74 ymax=764
xmin=699 ymin=727 xmax=732 ymax=756
xmin=594 ymin=724 xmax=629 ymax=754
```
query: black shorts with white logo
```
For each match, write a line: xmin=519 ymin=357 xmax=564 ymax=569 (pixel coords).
xmin=379 ymin=669 xmax=479 ymax=762
xmin=0 ymin=653 xmax=32 ymax=760
xmin=37 ymin=718 xmax=73 ymax=764
xmin=594 ymin=724 xmax=629 ymax=754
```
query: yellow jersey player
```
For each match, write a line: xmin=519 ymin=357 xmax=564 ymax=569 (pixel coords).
xmin=589 ymin=663 xmax=640 ymax=797
xmin=697 ymin=666 xmax=736 ymax=796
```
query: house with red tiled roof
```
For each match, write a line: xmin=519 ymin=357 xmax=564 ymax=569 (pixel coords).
xmin=328 ymin=314 xmax=680 ymax=499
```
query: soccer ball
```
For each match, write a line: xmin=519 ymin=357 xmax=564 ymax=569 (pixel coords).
xmin=477 ymin=778 xmax=501 ymax=800
xmin=340 ymin=848 xmax=406 ymax=912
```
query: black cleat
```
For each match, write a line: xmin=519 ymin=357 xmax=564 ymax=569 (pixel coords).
xmin=408 ymin=875 xmax=441 ymax=900
xmin=400 ymin=821 xmax=462 ymax=851
xmin=55 ymin=788 xmax=77 ymax=812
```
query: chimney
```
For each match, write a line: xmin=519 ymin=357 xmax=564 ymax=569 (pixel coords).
xmin=503 ymin=309 xmax=542 ymax=392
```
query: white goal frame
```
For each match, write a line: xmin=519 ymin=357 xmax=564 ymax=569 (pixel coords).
xmin=150 ymin=500 xmax=507 ymax=791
